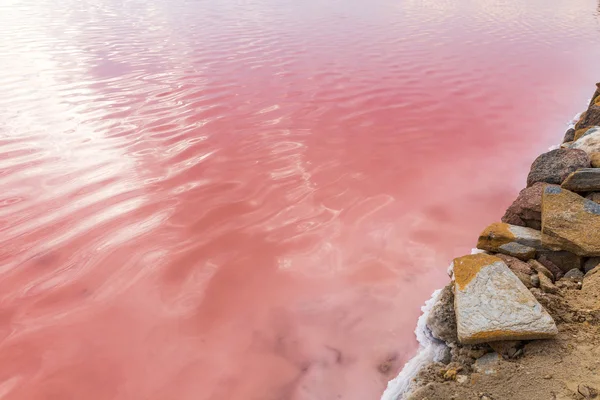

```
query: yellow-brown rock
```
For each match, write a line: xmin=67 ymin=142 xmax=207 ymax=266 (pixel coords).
xmin=590 ymin=152 xmax=600 ymax=167
xmin=541 ymin=186 xmax=600 ymax=256
xmin=476 ymin=222 xmax=560 ymax=260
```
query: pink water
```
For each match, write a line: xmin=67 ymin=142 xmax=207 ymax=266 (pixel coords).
xmin=1 ymin=0 xmax=600 ymax=399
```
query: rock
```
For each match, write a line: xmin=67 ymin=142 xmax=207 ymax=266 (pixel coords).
xmin=494 ymin=254 xmax=533 ymax=275
xmin=426 ymin=283 xmax=458 ymax=343
xmin=456 ymin=375 xmax=468 ymax=384
xmin=574 ymin=127 xmax=600 ymax=142
xmin=526 ymin=148 xmax=590 ymax=187
xmin=563 ymin=268 xmax=584 ymax=282
xmin=474 ymin=352 xmax=501 ymax=375
xmin=443 ymin=368 xmax=457 ymax=381
xmin=583 ymin=264 xmax=600 ymax=294
xmin=495 ymin=242 xmax=536 ymax=260
xmin=578 ymin=384 xmax=598 ymax=399
xmin=536 ymin=250 xmax=582 ymax=274
xmin=536 ymin=254 xmax=565 ymax=280
xmin=501 ymin=182 xmax=552 ymax=230
xmin=563 ymin=128 xmax=575 ymax=143
xmin=539 ymin=273 xmax=559 ymax=294
xmin=562 ymin=168 xmax=600 ymax=192
xmin=590 ymin=152 xmax=600 ymax=168
xmin=584 ymin=257 xmax=600 ymax=274
xmin=512 ymin=270 xmax=533 ymax=288
xmin=488 ymin=340 xmax=522 ymax=359
xmin=541 ymin=186 xmax=600 ymax=256
xmin=570 ymin=127 xmax=600 ymax=155
xmin=453 ymin=254 xmax=558 ymax=344
xmin=586 ymin=192 xmax=600 ymax=204
xmin=528 ymin=259 xmax=555 ymax=281
xmin=477 ymin=222 xmax=557 ymax=258
xmin=531 ymin=274 xmax=540 ymax=288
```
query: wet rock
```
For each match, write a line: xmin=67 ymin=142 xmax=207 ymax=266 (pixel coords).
xmin=426 ymin=283 xmax=458 ymax=344
xmin=526 ymin=148 xmax=590 ymax=187
xmin=528 ymin=259 xmax=555 ymax=281
xmin=536 ymin=250 xmax=582 ymax=274
xmin=564 ymin=128 xmax=576 ymax=143
xmin=473 ymin=352 xmax=501 ymax=375
xmin=584 ymin=257 xmax=600 ymax=274
xmin=590 ymin=152 xmax=600 ymax=168
xmin=531 ymin=274 xmax=540 ymax=288
xmin=539 ymin=273 xmax=559 ymax=294
xmin=586 ymin=192 xmax=600 ymax=204
xmin=562 ymin=168 xmax=600 ymax=192
xmin=453 ymin=254 xmax=557 ymax=344
xmin=477 ymin=222 xmax=558 ymax=258
xmin=541 ymin=186 xmax=600 ymax=256
xmin=563 ymin=268 xmax=584 ymax=283
xmin=501 ymin=182 xmax=551 ymax=230
xmin=488 ymin=340 xmax=522 ymax=359
xmin=570 ymin=127 xmax=600 ymax=155
xmin=494 ymin=254 xmax=533 ymax=275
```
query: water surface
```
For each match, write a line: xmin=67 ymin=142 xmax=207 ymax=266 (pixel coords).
xmin=1 ymin=0 xmax=600 ymax=399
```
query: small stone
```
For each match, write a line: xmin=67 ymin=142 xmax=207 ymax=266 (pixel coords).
xmin=563 ymin=268 xmax=584 ymax=282
xmin=590 ymin=152 xmax=600 ymax=168
xmin=502 ymin=182 xmax=552 ymax=230
xmin=495 ymin=254 xmax=534 ymax=275
xmin=578 ymin=384 xmax=598 ymax=399
xmin=526 ymin=148 xmax=590 ymax=187
xmin=456 ymin=375 xmax=468 ymax=384
xmin=443 ymin=368 xmax=457 ymax=381
xmin=426 ymin=283 xmax=458 ymax=343
xmin=477 ymin=222 xmax=558 ymax=255
xmin=497 ymin=242 xmax=537 ymax=261
xmin=544 ymin=374 xmax=553 ymax=380
xmin=528 ymin=259 xmax=555 ymax=281
xmin=453 ymin=254 xmax=557 ymax=343
xmin=489 ymin=340 xmax=522 ymax=359
xmin=531 ymin=274 xmax=540 ymax=288
xmin=536 ymin=250 xmax=582 ymax=274
xmin=474 ymin=352 xmax=501 ymax=375
xmin=564 ymin=128 xmax=576 ymax=143
xmin=562 ymin=168 xmax=600 ymax=192
xmin=536 ymin=255 xmax=565 ymax=280
xmin=542 ymin=187 xmax=600 ymax=256
xmin=584 ymin=257 xmax=600 ymax=274
xmin=586 ymin=192 xmax=600 ymax=204
xmin=513 ymin=271 xmax=533 ymax=288
xmin=539 ymin=273 xmax=559 ymax=294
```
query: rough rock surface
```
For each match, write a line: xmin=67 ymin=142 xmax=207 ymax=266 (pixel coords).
xmin=574 ymin=126 xmax=600 ymax=141
xmin=538 ymin=272 xmax=558 ymax=294
xmin=526 ymin=148 xmax=590 ymax=187
xmin=494 ymin=254 xmax=533 ymax=275
xmin=584 ymin=257 xmax=600 ymax=274
xmin=426 ymin=283 xmax=458 ymax=344
xmin=563 ymin=268 xmax=584 ymax=283
xmin=541 ymin=186 xmax=600 ymax=256
xmin=586 ymin=192 xmax=600 ymax=204
xmin=501 ymin=182 xmax=552 ymax=230
xmin=561 ymin=168 xmax=600 ymax=192
xmin=570 ymin=127 xmax=600 ymax=154
xmin=453 ymin=254 xmax=558 ymax=344
xmin=528 ymin=259 xmax=555 ymax=281
xmin=563 ymin=128 xmax=575 ymax=143
xmin=477 ymin=222 xmax=559 ymax=256
xmin=590 ymin=152 xmax=600 ymax=167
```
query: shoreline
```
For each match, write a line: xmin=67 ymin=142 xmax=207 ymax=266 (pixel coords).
xmin=382 ymin=83 xmax=600 ymax=400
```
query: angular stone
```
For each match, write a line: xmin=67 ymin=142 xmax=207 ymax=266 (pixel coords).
xmin=574 ymin=127 xmax=600 ymax=142
xmin=453 ymin=254 xmax=558 ymax=344
xmin=497 ymin=242 xmax=536 ymax=261
xmin=526 ymin=148 xmax=590 ymax=187
xmin=538 ymin=273 xmax=559 ymax=294
xmin=561 ymin=168 xmax=600 ymax=192
xmin=570 ymin=127 xmax=600 ymax=154
xmin=488 ymin=341 xmax=522 ymax=359
xmin=501 ymin=182 xmax=554 ymax=230
xmin=535 ymin=255 xmax=564 ymax=280
xmin=528 ymin=259 xmax=554 ymax=281
xmin=584 ymin=257 xmax=600 ymax=274
xmin=477 ymin=222 xmax=559 ymax=255
xmin=513 ymin=271 xmax=533 ymax=288
xmin=542 ymin=186 xmax=600 ymax=256
xmin=536 ymin=250 xmax=582 ymax=274
xmin=495 ymin=254 xmax=533 ymax=275
xmin=590 ymin=152 xmax=600 ymax=168
xmin=563 ymin=268 xmax=584 ymax=283
xmin=426 ymin=284 xmax=458 ymax=344
xmin=531 ymin=274 xmax=540 ymax=288
xmin=474 ymin=352 xmax=502 ymax=375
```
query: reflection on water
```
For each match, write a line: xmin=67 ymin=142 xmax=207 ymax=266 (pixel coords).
xmin=0 ymin=0 xmax=600 ymax=398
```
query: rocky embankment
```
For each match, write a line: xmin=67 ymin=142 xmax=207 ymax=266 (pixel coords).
xmin=388 ymin=84 xmax=600 ymax=400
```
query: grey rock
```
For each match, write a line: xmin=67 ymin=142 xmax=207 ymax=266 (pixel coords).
xmin=539 ymin=273 xmax=559 ymax=294
xmin=498 ymin=242 xmax=536 ymax=261
xmin=563 ymin=128 xmax=575 ymax=143
xmin=526 ymin=148 xmax=590 ymax=187
xmin=586 ymin=192 xmax=600 ymax=204
xmin=536 ymin=250 xmax=582 ymax=274
xmin=562 ymin=168 xmax=600 ymax=192
xmin=563 ymin=268 xmax=584 ymax=282
xmin=453 ymin=254 xmax=557 ymax=344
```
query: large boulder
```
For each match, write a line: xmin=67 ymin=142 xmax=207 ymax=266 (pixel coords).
xmin=526 ymin=148 xmax=590 ymax=187
xmin=501 ymin=182 xmax=556 ymax=230
xmin=453 ymin=254 xmax=558 ymax=344
xmin=541 ymin=186 xmax=600 ymax=256
xmin=561 ymin=168 xmax=600 ymax=192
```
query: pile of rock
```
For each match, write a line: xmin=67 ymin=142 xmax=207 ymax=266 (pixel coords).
xmin=410 ymin=84 xmax=600 ymax=397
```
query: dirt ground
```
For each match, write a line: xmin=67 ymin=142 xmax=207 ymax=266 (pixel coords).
xmin=406 ymin=274 xmax=600 ymax=400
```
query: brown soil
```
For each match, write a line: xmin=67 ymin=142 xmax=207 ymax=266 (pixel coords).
xmin=407 ymin=280 xmax=600 ymax=400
